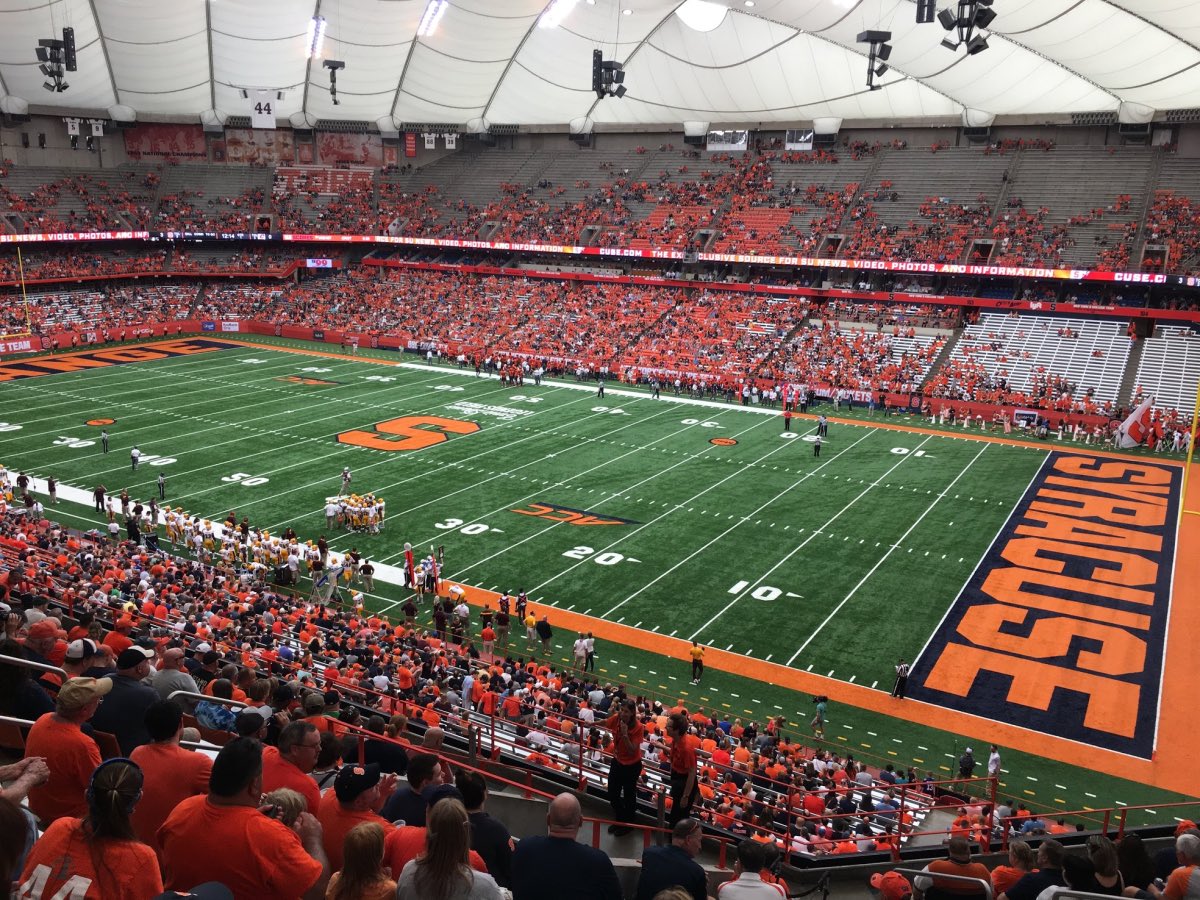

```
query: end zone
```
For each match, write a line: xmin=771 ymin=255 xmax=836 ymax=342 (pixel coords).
xmin=909 ymin=452 xmax=1179 ymax=760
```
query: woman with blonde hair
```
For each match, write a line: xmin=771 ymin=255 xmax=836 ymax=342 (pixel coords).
xmin=396 ymin=798 xmax=501 ymax=900
xmin=325 ymin=821 xmax=396 ymax=900
xmin=992 ymin=839 xmax=1036 ymax=896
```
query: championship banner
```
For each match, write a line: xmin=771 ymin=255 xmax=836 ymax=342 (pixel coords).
xmin=404 ymin=133 xmax=417 ymax=158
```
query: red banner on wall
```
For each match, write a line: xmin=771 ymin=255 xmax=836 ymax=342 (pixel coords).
xmin=404 ymin=133 xmax=417 ymax=158
xmin=317 ymin=133 xmax=384 ymax=167
xmin=123 ymin=124 xmax=207 ymax=159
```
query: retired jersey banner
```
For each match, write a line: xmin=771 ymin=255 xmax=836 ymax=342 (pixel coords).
xmin=908 ymin=453 xmax=1180 ymax=758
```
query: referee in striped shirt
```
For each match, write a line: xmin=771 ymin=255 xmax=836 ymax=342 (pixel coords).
xmin=893 ymin=658 xmax=910 ymax=699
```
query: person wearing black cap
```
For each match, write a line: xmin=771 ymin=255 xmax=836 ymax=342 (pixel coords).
xmin=317 ymin=762 xmax=398 ymax=871
xmin=91 ymin=645 xmax=159 ymax=755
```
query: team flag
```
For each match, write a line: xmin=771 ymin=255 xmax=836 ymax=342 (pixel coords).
xmin=1116 ymin=397 xmax=1154 ymax=449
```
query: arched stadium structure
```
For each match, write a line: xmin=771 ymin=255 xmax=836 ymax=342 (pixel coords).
xmin=2 ymin=1 xmax=1200 ymax=897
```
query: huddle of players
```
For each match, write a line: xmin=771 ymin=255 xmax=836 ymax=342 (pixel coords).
xmin=323 ymin=494 xmax=386 ymax=533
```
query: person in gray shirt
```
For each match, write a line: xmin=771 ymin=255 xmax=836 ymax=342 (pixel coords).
xmin=154 ymin=647 xmax=200 ymax=709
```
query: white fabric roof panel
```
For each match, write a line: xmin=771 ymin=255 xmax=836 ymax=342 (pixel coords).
xmin=1 ymin=0 xmax=1199 ymax=128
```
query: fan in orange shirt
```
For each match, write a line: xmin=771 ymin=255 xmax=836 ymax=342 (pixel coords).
xmin=129 ymin=700 xmax=212 ymax=860
xmin=19 ymin=758 xmax=163 ymax=900
xmin=317 ymin=763 xmax=397 ymax=871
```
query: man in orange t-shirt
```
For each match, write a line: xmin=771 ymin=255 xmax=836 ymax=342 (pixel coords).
xmin=601 ymin=699 xmax=643 ymax=835
xmin=159 ymin=737 xmax=328 ymax=900
xmin=317 ymin=762 xmax=397 ymax=871
xmin=130 ymin=700 xmax=213 ymax=860
xmin=25 ymin=676 xmax=111 ymax=824
xmin=261 ymin=721 xmax=323 ymax=814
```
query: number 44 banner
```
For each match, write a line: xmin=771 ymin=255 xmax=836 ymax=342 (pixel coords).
xmin=249 ymin=91 xmax=277 ymax=129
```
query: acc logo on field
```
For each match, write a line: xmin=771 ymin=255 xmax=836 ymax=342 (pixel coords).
xmin=709 ymin=437 xmax=738 ymax=446
xmin=86 ymin=418 xmax=116 ymax=426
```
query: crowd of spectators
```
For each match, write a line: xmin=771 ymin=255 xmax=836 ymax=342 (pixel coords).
xmin=0 ymin=505 xmax=947 ymax=899
xmin=2 ymin=492 xmax=1197 ymax=899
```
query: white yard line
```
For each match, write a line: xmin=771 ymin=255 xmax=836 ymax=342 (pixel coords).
xmin=687 ymin=433 xmax=937 ymax=642
xmin=604 ymin=427 xmax=878 ymax=620
xmin=438 ymin=414 xmax=790 ymax=581
xmin=785 ymin=442 xmax=989 ymax=665
xmin=16 ymin=363 xmax=456 ymax=489
xmin=372 ymin=401 xmax=691 ymax=562
xmin=905 ymin=450 xmax=1053 ymax=671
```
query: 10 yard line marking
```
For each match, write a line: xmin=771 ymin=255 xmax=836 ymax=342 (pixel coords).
xmin=687 ymin=432 xmax=932 ymax=641
xmin=606 ymin=427 xmax=877 ymax=620
xmin=787 ymin=442 xmax=989 ymax=665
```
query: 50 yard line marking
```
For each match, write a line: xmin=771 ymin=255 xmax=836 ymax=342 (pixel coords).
xmin=601 ymin=427 xmax=879 ymax=620
xmin=786 ymin=441 xmax=989 ymax=665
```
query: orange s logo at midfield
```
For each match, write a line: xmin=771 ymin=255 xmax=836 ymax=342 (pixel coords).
xmin=337 ymin=416 xmax=479 ymax=451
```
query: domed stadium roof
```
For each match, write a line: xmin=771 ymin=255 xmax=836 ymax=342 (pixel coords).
xmin=2 ymin=0 xmax=1198 ymax=129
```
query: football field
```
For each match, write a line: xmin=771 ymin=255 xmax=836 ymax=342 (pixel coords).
xmin=1 ymin=335 xmax=1196 ymax=817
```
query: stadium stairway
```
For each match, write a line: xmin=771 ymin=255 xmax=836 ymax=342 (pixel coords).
xmin=1129 ymin=150 xmax=1166 ymax=262
xmin=832 ymin=151 xmax=889 ymax=231
xmin=1118 ymin=336 xmax=1148 ymax=406
xmin=921 ymin=327 xmax=965 ymax=385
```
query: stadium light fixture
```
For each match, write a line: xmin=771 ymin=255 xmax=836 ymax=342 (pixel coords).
xmin=417 ymin=0 xmax=449 ymax=37
xmin=856 ymin=29 xmax=892 ymax=91
xmin=538 ymin=0 xmax=579 ymax=29
xmin=305 ymin=16 xmax=327 ymax=59
xmin=936 ymin=0 xmax=995 ymax=54
xmin=323 ymin=59 xmax=345 ymax=105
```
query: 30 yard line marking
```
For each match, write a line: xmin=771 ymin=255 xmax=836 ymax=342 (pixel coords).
xmin=787 ymin=442 xmax=989 ymax=665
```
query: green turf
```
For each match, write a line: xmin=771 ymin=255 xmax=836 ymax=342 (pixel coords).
xmin=2 ymin=336 xmax=1195 ymax=825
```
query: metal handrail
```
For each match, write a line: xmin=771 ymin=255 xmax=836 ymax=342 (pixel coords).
xmin=0 ymin=652 xmax=68 ymax=679
xmin=166 ymin=690 xmax=247 ymax=710
xmin=896 ymin=867 xmax=993 ymax=900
